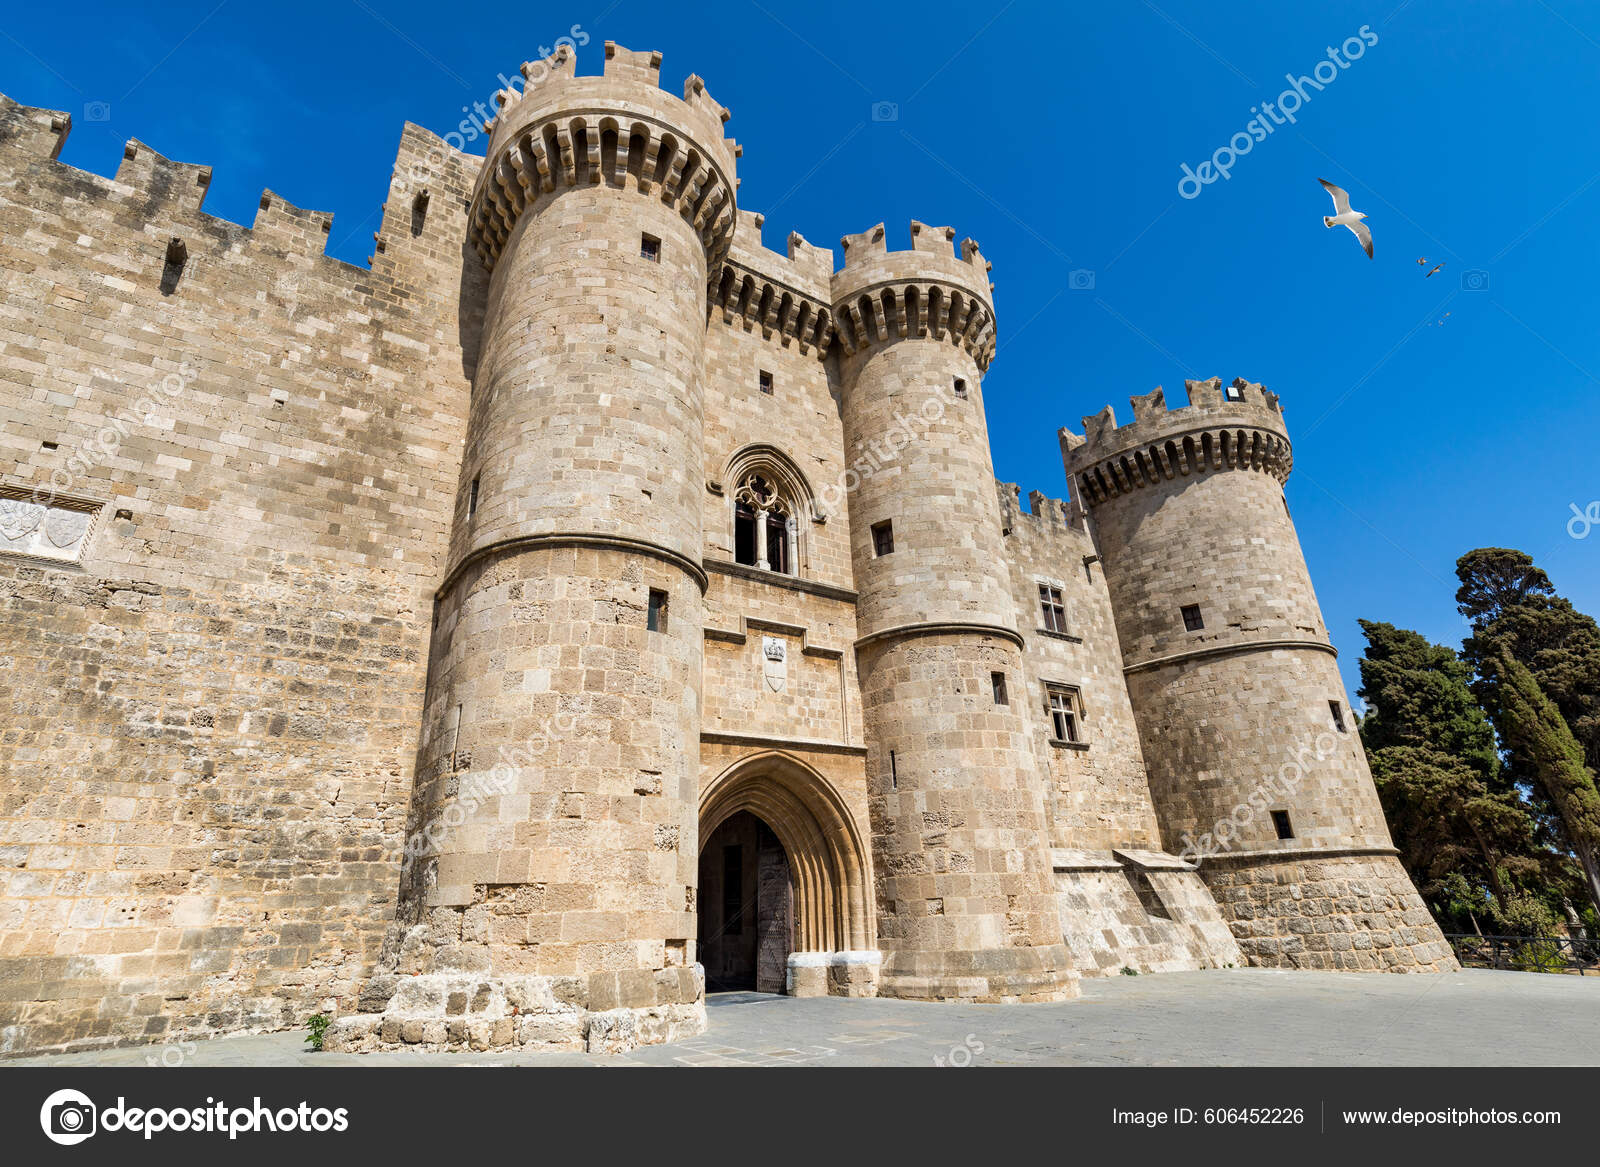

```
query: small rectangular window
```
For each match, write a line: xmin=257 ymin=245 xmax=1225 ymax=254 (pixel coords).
xmin=953 ymin=377 xmax=967 ymax=398
xmin=1039 ymin=585 xmax=1067 ymax=634
xmin=1181 ymin=604 xmax=1204 ymax=632
xmin=871 ymin=520 xmax=894 ymax=557
xmin=1271 ymin=810 xmax=1295 ymax=839
xmin=1329 ymin=700 xmax=1347 ymax=732
xmin=759 ymin=370 xmax=773 ymax=395
xmin=640 ymin=233 xmax=660 ymax=262
xmin=889 ymin=749 xmax=897 ymax=790
xmin=647 ymin=588 xmax=668 ymax=633
xmin=991 ymin=672 xmax=1008 ymax=705
xmin=468 ymin=476 xmax=480 ymax=518
xmin=1046 ymin=683 xmax=1082 ymax=743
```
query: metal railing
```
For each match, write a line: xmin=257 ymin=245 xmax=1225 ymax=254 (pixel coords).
xmin=1445 ymin=933 xmax=1599 ymax=974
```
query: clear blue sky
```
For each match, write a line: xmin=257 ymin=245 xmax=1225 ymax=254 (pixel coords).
xmin=4 ymin=0 xmax=1596 ymax=700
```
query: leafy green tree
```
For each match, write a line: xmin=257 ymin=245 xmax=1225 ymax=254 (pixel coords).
xmin=1357 ymin=622 xmax=1542 ymax=927
xmin=1478 ymin=648 xmax=1600 ymax=917
xmin=1457 ymin=548 xmax=1600 ymax=773
xmin=1358 ymin=621 xmax=1499 ymax=773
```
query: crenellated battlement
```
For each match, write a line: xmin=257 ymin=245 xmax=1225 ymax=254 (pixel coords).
xmin=113 ymin=140 xmax=213 ymax=215
xmin=829 ymin=220 xmax=997 ymax=370
xmin=470 ymin=41 xmax=740 ymax=275
xmin=0 ymin=51 xmax=1462 ymax=1060
xmin=0 ymin=93 xmax=70 ymax=160
xmin=997 ymin=481 xmax=1088 ymax=537
xmin=1060 ymin=377 xmax=1292 ymax=505
xmin=0 ymin=90 xmax=491 ymax=282
xmin=711 ymin=209 xmax=836 ymax=354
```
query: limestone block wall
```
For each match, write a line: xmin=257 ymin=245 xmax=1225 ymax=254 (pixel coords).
xmin=995 ymin=485 xmax=1162 ymax=852
xmin=1124 ymin=650 xmax=1393 ymax=855
xmin=0 ymin=94 xmax=483 ymax=1054
xmin=1202 ymin=853 xmax=1457 ymax=971
xmin=697 ymin=210 xmax=862 ymax=751
xmin=701 ymin=573 xmax=859 ymax=749
xmin=336 ymin=44 xmax=742 ymax=1054
xmin=1062 ymin=378 xmax=1455 ymax=973
xmin=1052 ymin=862 xmax=1238 ymax=974
xmin=836 ymin=222 xmax=1075 ymax=1003
xmin=997 ymin=484 xmax=1240 ymax=974
xmin=701 ymin=209 xmax=851 ymax=588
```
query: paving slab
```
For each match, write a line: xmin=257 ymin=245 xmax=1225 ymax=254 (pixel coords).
xmin=6 ymin=968 xmax=1598 ymax=1068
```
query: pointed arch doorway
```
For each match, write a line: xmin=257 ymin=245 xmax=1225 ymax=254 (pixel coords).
xmin=696 ymin=751 xmax=876 ymax=996
xmin=697 ymin=811 xmax=792 ymax=993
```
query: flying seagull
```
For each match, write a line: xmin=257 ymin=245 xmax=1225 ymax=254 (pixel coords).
xmin=1319 ymin=178 xmax=1372 ymax=258
xmin=1425 ymin=261 xmax=1444 ymax=277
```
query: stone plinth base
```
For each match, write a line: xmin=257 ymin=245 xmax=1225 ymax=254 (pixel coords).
xmin=875 ymin=943 xmax=1079 ymax=1003
xmin=785 ymin=950 xmax=881 ymax=998
xmin=326 ymin=967 xmax=706 ymax=1055
xmin=1199 ymin=850 xmax=1458 ymax=972
xmin=1053 ymin=849 xmax=1243 ymax=974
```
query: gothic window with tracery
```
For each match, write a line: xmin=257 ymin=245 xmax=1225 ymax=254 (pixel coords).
xmin=732 ymin=472 xmax=796 ymax=575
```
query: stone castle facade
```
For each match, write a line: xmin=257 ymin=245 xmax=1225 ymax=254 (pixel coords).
xmin=0 ymin=43 xmax=1454 ymax=1058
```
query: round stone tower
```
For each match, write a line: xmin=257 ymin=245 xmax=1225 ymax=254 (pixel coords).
xmin=832 ymin=222 xmax=1077 ymax=1002
xmin=1061 ymin=378 xmax=1455 ymax=972
xmin=336 ymin=43 xmax=740 ymax=1053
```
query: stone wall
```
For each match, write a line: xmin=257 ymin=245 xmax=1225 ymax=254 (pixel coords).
xmin=0 ymin=94 xmax=483 ymax=1054
xmin=340 ymin=47 xmax=733 ymax=1053
xmin=1062 ymin=378 xmax=1456 ymax=973
xmin=1053 ymin=858 xmax=1240 ymax=974
xmin=996 ymin=485 xmax=1163 ymax=852
xmin=1201 ymin=853 xmax=1458 ymax=971
xmin=0 ymin=43 xmax=1458 ymax=1060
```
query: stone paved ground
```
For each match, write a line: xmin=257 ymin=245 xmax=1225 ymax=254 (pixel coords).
xmin=6 ymin=969 xmax=1599 ymax=1068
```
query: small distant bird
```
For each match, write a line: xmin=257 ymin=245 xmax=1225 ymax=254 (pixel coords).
xmin=1319 ymin=177 xmax=1373 ymax=258
xmin=1425 ymin=261 xmax=1444 ymax=277
xmin=1432 ymin=311 xmax=1452 ymax=326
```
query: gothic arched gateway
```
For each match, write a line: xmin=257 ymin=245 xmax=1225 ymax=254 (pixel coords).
xmin=697 ymin=751 xmax=876 ymax=995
